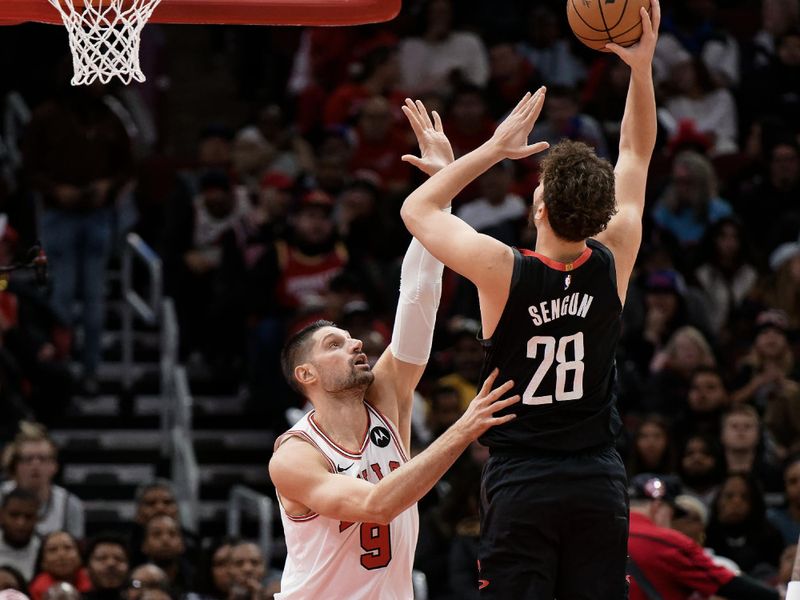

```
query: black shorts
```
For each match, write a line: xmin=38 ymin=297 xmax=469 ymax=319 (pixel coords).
xmin=478 ymin=445 xmax=629 ymax=600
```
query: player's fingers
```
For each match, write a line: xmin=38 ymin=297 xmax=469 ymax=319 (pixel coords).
xmin=491 ymin=395 xmax=521 ymax=411
xmin=511 ymin=142 xmax=550 ymax=159
xmin=415 ymin=100 xmax=434 ymax=129
xmin=525 ymin=90 xmax=546 ymax=124
xmin=401 ymin=154 xmax=425 ymax=169
xmin=510 ymin=91 xmax=532 ymax=115
xmin=401 ymin=105 xmax=425 ymax=137
xmin=640 ymin=6 xmax=653 ymax=36
xmin=652 ymin=0 xmax=661 ymax=33
xmin=486 ymin=379 xmax=515 ymax=401
xmin=493 ymin=413 xmax=517 ymax=425
xmin=432 ymin=110 xmax=444 ymax=133
xmin=604 ymin=43 xmax=627 ymax=58
xmin=478 ymin=369 xmax=501 ymax=396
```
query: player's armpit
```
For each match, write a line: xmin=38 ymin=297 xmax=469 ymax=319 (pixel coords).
xmin=269 ymin=437 xmax=385 ymax=524
xmin=400 ymin=207 xmax=514 ymax=294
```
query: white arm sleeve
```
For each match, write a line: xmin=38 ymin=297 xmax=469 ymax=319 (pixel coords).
xmin=787 ymin=581 xmax=800 ymax=600
xmin=390 ymin=208 xmax=449 ymax=365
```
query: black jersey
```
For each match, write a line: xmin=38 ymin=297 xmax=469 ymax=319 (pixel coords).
xmin=478 ymin=238 xmax=623 ymax=453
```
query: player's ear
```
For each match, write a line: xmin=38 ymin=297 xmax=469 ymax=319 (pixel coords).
xmin=295 ymin=363 xmax=316 ymax=387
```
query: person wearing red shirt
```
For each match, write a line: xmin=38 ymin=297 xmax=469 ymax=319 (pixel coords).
xmin=628 ymin=473 xmax=778 ymax=600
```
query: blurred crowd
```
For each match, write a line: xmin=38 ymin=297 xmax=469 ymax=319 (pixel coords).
xmin=0 ymin=0 xmax=799 ymax=598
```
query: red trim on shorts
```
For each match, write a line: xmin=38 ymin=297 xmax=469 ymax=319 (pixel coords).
xmin=309 ymin=406 xmax=370 ymax=459
xmin=519 ymin=246 xmax=592 ymax=271
xmin=366 ymin=403 xmax=409 ymax=462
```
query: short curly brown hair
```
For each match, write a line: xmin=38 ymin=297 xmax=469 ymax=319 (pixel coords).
xmin=536 ymin=140 xmax=617 ymax=242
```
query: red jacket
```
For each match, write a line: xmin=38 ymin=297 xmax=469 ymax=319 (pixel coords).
xmin=29 ymin=568 xmax=92 ymax=600
xmin=628 ymin=512 xmax=735 ymax=600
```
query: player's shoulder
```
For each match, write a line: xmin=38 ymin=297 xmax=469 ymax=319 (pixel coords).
xmin=271 ymin=434 xmax=331 ymax=474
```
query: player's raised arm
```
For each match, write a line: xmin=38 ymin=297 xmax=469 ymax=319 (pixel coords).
xmin=594 ymin=0 xmax=660 ymax=303
xmin=367 ymin=110 xmax=455 ymax=441
xmin=270 ymin=370 xmax=519 ymax=525
xmin=399 ymin=94 xmax=549 ymax=293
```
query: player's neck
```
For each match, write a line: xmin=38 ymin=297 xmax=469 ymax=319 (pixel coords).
xmin=312 ymin=393 xmax=370 ymax=450
xmin=534 ymin=229 xmax=587 ymax=264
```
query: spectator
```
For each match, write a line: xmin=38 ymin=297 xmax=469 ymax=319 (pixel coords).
xmin=139 ymin=516 xmax=192 ymax=595
xmin=398 ymin=0 xmax=489 ymax=96
xmin=626 ymin=415 xmax=676 ymax=478
xmin=455 ymin=161 xmax=527 ymax=247
xmin=0 ymin=489 xmax=39 ymax=581
xmin=705 ymin=473 xmax=785 ymax=575
xmin=227 ymin=542 xmax=276 ymax=600
xmin=347 ymin=96 xmax=413 ymax=194
xmin=678 ymin=434 xmax=726 ymax=508
xmin=622 ymin=269 xmax=713 ymax=382
xmin=694 ymin=217 xmax=758 ymax=336
xmin=163 ymin=169 xmax=251 ymax=363
xmin=581 ymin=56 xmax=630 ymax=161
xmin=758 ymin=241 xmax=800 ymax=329
xmin=255 ymin=105 xmax=315 ymax=180
xmin=323 ymin=44 xmax=405 ymax=129
xmin=445 ymin=462 xmax=482 ymax=600
xmin=436 ymin=321 xmax=483 ymax=411
xmin=773 ymin=543 xmax=797 ymax=598
xmin=752 ymin=0 xmax=800 ymax=68
xmin=0 ymin=566 xmax=26 ymax=593
xmin=731 ymin=310 xmax=800 ymax=435
xmin=671 ymin=494 xmax=742 ymax=574
xmin=442 ymin=85 xmax=496 ymax=162
xmin=720 ymin=405 xmax=782 ymax=492
xmin=662 ymin=57 xmax=738 ymax=155
xmin=736 ymin=140 xmax=800 ymax=256
xmin=654 ymin=0 xmax=741 ymax=87
xmin=526 ymin=86 xmax=609 ymax=160
xmin=652 ymin=150 xmax=733 ymax=247
xmin=673 ymin=367 xmax=732 ymax=442
xmin=230 ymin=127 xmax=272 ymax=201
xmin=767 ymin=455 xmax=800 ymax=546
xmin=129 ymin=481 xmax=196 ymax=569
xmin=124 ymin=564 xmax=170 ymax=600
xmin=742 ymin=29 xmax=800 ymax=132
xmin=627 ymin=473 xmax=777 ymax=600
xmin=424 ymin=385 xmax=463 ymax=442
xmin=0 ymin=422 xmax=84 ymax=539
xmin=22 ymin=82 xmax=133 ymax=395
xmin=645 ymin=326 xmax=716 ymax=418
xmin=28 ymin=532 xmax=90 ymax=600
xmin=185 ymin=539 xmax=235 ymax=600
xmin=83 ymin=534 xmax=130 ymax=600
xmin=517 ymin=5 xmax=585 ymax=88
xmin=485 ymin=41 xmax=542 ymax=120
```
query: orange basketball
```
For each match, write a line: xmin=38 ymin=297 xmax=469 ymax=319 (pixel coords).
xmin=566 ymin=0 xmax=651 ymax=52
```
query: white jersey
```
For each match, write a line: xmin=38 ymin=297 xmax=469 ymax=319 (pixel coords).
xmin=274 ymin=402 xmax=419 ymax=600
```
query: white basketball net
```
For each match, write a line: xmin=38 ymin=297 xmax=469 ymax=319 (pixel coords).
xmin=48 ymin=0 xmax=163 ymax=86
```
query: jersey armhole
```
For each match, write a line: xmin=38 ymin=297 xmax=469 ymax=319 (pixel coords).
xmin=588 ymin=238 xmax=622 ymax=311
xmin=477 ymin=248 xmax=524 ymax=346
xmin=274 ymin=432 xmax=335 ymax=522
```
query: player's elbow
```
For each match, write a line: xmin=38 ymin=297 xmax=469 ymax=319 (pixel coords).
xmin=400 ymin=201 xmax=423 ymax=236
xmin=362 ymin=493 xmax=396 ymax=525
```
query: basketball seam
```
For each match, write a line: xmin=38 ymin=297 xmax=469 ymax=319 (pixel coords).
xmin=596 ymin=0 xmax=614 ymax=46
xmin=607 ymin=0 xmax=630 ymax=30
xmin=573 ymin=18 xmax=642 ymax=42
xmin=569 ymin=0 xmax=608 ymax=33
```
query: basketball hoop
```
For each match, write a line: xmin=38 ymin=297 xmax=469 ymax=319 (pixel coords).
xmin=0 ymin=0 xmax=401 ymax=85
xmin=49 ymin=0 xmax=162 ymax=86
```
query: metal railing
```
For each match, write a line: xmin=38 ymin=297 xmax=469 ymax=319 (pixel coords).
xmin=227 ymin=485 xmax=274 ymax=565
xmin=160 ymin=298 xmax=179 ymax=455
xmin=121 ymin=232 xmax=162 ymax=389
xmin=171 ymin=426 xmax=199 ymax=533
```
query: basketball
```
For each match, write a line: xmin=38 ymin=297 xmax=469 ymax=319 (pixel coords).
xmin=566 ymin=0 xmax=651 ymax=52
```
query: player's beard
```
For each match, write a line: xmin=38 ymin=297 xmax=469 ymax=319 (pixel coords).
xmin=325 ymin=363 xmax=375 ymax=394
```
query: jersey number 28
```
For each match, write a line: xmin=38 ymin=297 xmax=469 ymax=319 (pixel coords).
xmin=523 ymin=332 xmax=584 ymax=405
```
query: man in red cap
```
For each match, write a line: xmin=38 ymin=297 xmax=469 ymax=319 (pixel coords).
xmin=628 ymin=472 xmax=778 ymax=600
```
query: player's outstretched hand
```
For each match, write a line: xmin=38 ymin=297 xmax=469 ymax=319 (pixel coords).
xmin=457 ymin=368 xmax=520 ymax=439
xmin=605 ymin=0 xmax=660 ymax=72
xmin=489 ymin=88 xmax=550 ymax=160
xmin=401 ymin=98 xmax=455 ymax=176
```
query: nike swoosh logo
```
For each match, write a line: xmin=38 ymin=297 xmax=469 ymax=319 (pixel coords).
xmin=337 ymin=463 xmax=353 ymax=472
xmin=478 ymin=579 xmax=490 ymax=590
